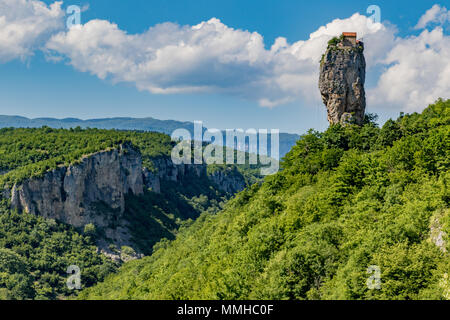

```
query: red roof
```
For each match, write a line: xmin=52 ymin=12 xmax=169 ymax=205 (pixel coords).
xmin=342 ymin=32 xmax=357 ymax=37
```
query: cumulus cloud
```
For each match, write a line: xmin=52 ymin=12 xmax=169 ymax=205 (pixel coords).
xmin=0 ymin=2 xmax=447 ymax=113
xmin=0 ymin=0 xmax=64 ymax=62
xmin=368 ymin=4 xmax=450 ymax=112
xmin=415 ymin=4 xmax=450 ymax=29
xmin=46 ymin=13 xmax=391 ymax=107
xmin=368 ymin=27 xmax=450 ymax=112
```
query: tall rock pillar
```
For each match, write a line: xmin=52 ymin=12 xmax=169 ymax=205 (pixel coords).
xmin=319 ymin=33 xmax=366 ymax=125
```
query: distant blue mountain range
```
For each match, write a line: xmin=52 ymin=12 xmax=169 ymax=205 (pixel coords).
xmin=0 ymin=115 xmax=300 ymax=158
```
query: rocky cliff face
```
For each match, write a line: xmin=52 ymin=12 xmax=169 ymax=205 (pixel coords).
xmin=208 ymin=167 xmax=246 ymax=194
xmin=319 ymin=40 xmax=366 ymax=125
xmin=10 ymin=144 xmax=144 ymax=228
xmin=5 ymin=143 xmax=249 ymax=261
xmin=143 ymin=158 xmax=247 ymax=195
xmin=8 ymin=146 xmax=248 ymax=225
xmin=430 ymin=209 xmax=448 ymax=253
xmin=143 ymin=157 xmax=204 ymax=193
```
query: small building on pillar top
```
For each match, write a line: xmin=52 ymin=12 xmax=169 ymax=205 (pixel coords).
xmin=342 ymin=32 xmax=358 ymax=46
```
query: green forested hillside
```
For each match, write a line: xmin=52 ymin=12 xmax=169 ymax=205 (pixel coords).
xmin=80 ymin=99 xmax=450 ymax=300
xmin=0 ymin=129 xmax=173 ymax=299
xmin=0 ymin=127 xmax=263 ymax=299
xmin=0 ymin=127 xmax=263 ymax=189
xmin=0 ymin=206 xmax=117 ymax=300
xmin=0 ymin=127 xmax=173 ymax=188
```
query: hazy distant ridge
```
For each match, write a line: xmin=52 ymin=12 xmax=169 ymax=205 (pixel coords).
xmin=0 ymin=115 xmax=300 ymax=158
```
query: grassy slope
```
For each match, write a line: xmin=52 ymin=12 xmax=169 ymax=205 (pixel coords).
xmin=80 ymin=99 xmax=450 ymax=300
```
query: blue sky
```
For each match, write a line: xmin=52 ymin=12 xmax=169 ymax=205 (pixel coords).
xmin=0 ymin=0 xmax=448 ymax=134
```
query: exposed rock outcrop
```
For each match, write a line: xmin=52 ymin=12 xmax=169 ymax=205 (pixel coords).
xmin=430 ymin=209 xmax=448 ymax=253
xmin=10 ymin=144 xmax=143 ymax=228
xmin=7 ymin=144 xmax=249 ymax=227
xmin=208 ymin=167 xmax=246 ymax=194
xmin=143 ymin=158 xmax=247 ymax=195
xmin=5 ymin=142 xmax=250 ymax=261
xmin=143 ymin=157 xmax=204 ymax=193
xmin=319 ymin=35 xmax=366 ymax=125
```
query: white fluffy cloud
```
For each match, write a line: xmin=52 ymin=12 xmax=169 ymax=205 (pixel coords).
xmin=0 ymin=1 xmax=447 ymax=112
xmin=368 ymin=5 xmax=450 ymax=112
xmin=415 ymin=4 xmax=450 ymax=29
xmin=368 ymin=27 xmax=450 ymax=112
xmin=0 ymin=0 xmax=64 ymax=62
xmin=46 ymin=13 xmax=392 ymax=107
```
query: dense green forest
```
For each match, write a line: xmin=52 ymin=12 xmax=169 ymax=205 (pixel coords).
xmin=0 ymin=115 xmax=300 ymax=159
xmin=0 ymin=126 xmax=264 ymax=189
xmin=124 ymin=173 xmax=228 ymax=256
xmin=0 ymin=205 xmax=117 ymax=300
xmin=0 ymin=128 xmax=172 ymax=299
xmin=0 ymin=126 xmax=264 ymax=299
xmin=0 ymin=174 xmax=229 ymax=300
xmin=80 ymin=99 xmax=449 ymax=300
xmin=0 ymin=127 xmax=174 ymax=188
